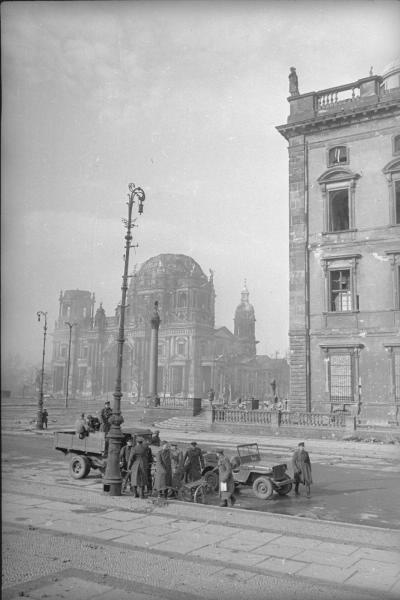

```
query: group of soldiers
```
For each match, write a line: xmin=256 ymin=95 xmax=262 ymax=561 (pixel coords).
xmin=120 ymin=438 xmax=206 ymax=498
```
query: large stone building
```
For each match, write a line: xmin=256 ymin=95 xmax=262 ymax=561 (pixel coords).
xmin=277 ymin=60 xmax=400 ymax=425
xmin=51 ymin=254 xmax=288 ymax=403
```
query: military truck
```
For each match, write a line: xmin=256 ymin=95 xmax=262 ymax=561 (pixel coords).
xmin=54 ymin=427 xmax=154 ymax=480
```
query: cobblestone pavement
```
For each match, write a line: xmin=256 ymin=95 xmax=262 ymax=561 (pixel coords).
xmin=2 ymin=466 xmax=400 ymax=600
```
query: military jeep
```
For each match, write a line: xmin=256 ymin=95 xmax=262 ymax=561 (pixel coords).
xmin=202 ymin=443 xmax=293 ymax=500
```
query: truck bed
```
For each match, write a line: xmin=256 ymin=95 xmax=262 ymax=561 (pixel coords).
xmin=54 ymin=430 xmax=105 ymax=455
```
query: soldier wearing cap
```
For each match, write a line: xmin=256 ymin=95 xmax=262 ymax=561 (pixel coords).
xmin=183 ymin=441 xmax=204 ymax=483
xmin=153 ymin=441 xmax=172 ymax=497
xmin=120 ymin=438 xmax=133 ymax=493
xmin=292 ymin=441 xmax=312 ymax=497
xmin=215 ymin=448 xmax=236 ymax=507
xmin=100 ymin=400 xmax=112 ymax=434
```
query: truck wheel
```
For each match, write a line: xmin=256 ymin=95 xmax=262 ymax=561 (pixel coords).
xmin=252 ymin=476 xmax=273 ymax=500
xmin=69 ymin=455 xmax=90 ymax=479
xmin=276 ymin=474 xmax=293 ymax=496
xmin=203 ymin=470 xmax=219 ymax=491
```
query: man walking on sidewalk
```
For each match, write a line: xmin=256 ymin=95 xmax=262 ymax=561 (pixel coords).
xmin=292 ymin=441 xmax=312 ymax=497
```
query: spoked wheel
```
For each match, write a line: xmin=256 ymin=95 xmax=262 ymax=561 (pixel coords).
xmin=252 ymin=476 xmax=274 ymax=500
xmin=194 ymin=484 xmax=208 ymax=504
xmin=203 ymin=470 xmax=219 ymax=491
xmin=276 ymin=474 xmax=293 ymax=496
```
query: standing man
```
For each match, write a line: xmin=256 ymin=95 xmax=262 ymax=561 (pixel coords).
xmin=143 ymin=438 xmax=154 ymax=495
xmin=170 ymin=443 xmax=184 ymax=490
xmin=215 ymin=449 xmax=236 ymax=507
xmin=42 ymin=408 xmax=48 ymax=429
xmin=100 ymin=400 xmax=112 ymax=434
xmin=183 ymin=441 xmax=204 ymax=483
xmin=120 ymin=438 xmax=133 ymax=493
xmin=292 ymin=442 xmax=313 ymax=498
xmin=153 ymin=441 xmax=172 ymax=497
xmin=207 ymin=388 xmax=215 ymax=407
xmin=128 ymin=438 xmax=149 ymax=498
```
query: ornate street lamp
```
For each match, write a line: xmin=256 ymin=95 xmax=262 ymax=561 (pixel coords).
xmin=103 ymin=183 xmax=145 ymax=496
xmin=36 ymin=311 xmax=48 ymax=430
xmin=65 ymin=321 xmax=77 ymax=408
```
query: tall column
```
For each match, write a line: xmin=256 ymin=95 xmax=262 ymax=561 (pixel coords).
xmin=149 ymin=301 xmax=161 ymax=404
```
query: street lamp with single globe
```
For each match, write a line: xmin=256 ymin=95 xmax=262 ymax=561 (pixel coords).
xmin=103 ymin=183 xmax=145 ymax=496
xmin=65 ymin=321 xmax=77 ymax=408
xmin=36 ymin=311 xmax=48 ymax=430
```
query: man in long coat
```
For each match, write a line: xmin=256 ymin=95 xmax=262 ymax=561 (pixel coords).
xmin=120 ymin=438 xmax=133 ymax=493
xmin=183 ymin=441 xmax=204 ymax=483
xmin=142 ymin=439 xmax=154 ymax=494
xmin=216 ymin=449 xmax=236 ymax=507
xmin=292 ymin=442 xmax=313 ymax=497
xmin=170 ymin=443 xmax=185 ymax=490
xmin=127 ymin=438 xmax=149 ymax=498
xmin=153 ymin=441 xmax=172 ymax=497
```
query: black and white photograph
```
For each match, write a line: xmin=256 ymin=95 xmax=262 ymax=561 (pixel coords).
xmin=2 ymin=1 xmax=400 ymax=599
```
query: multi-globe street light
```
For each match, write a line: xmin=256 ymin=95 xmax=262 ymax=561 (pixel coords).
xmin=65 ymin=321 xmax=77 ymax=408
xmin=103 ymin=183 xmax=145 ymax=496
xmin=36 ymin=310 xmax=48 ymax=430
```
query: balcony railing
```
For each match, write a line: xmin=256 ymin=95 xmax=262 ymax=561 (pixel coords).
xmin=317 ymin=82 xmax=361 ymax=113
xmin=212 ymin=408 xmax=353 ymax=429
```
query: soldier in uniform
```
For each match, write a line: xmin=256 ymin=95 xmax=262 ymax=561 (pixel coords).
xmin=100 ymin=400 xmax=112 ymax=434
xmin=183 ymin=441 xmax=204 ymax=483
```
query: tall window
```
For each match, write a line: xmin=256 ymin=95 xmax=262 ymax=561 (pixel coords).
xmin=382 ymin=158 xmax=400 ymax=226
xmin=393 ymin=134 xmax=400 ymax=155
xmin=329 ymin=189 xmax=349 ymax=231
xmin=176 ymin=338 xmax=186 ymax=356
xmin=329 ymin=353 xmax=353 ymax=403
xmin=328 ymin=146 xmax=348 ymax=166
xmin=395 ymin=180 xmax=400 ymax=224
xmin=330 ymin=269 xmax=352 ymax=311
xmin=318 ymin=168 xmax=359 ymax=234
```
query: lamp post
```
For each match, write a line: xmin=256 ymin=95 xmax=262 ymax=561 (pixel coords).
xmin=36 ymin=311 xmax=48 ymax=430
xmin=103 ymin=183 xmax=145 ymax=496
xmin=65 ymin=321 xmax=77 ymax=408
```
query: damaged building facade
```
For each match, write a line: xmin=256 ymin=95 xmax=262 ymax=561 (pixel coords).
xmin=277 ymin=60 xmax=400 ymax=425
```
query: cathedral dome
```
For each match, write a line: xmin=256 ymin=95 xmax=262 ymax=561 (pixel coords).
xmin=138 ymin=253 xmax=207 ymax=280
xmin=381 ymin=57 xmax=400 ymax=90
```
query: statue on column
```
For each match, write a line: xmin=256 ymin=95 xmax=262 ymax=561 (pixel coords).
xmin=289 ymin=67 xmax=299 ymax=96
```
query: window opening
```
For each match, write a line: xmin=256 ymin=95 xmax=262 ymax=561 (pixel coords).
xmin=395 ymin=352 xmax=400 ymax=403
xmin=394 ymin=135 xmax=400 ymax=155
xmin=329 ymin=146 xmax=347 ymax=166
xmin=329 ymin=354 xmax=353 ymax=403
xmin=329 ymin=189 xmax=349 ymax=231
xmin=330 ymin=269 xmax=352 ymax=311
xmin=395 ymin=180 xmax=400 ymax=224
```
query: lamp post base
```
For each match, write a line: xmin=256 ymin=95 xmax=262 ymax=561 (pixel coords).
xmin=103 ymin=417 xmax=124 ymax=497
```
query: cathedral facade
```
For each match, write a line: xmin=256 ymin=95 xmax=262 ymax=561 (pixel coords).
xmin=51 ymin=253 xmax=288 ymax=403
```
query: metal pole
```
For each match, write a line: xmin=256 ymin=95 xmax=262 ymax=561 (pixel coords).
xmin=103 ymin=183 xmax=145 ymax=496
xmin=36 ymin=311 xmax=48 ymax=430
xmin=65 ymin=322 xmax=76 ymax=408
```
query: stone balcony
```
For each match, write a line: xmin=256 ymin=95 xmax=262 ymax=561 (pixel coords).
xmin=286 ymin=75 xmax=400 ymax=125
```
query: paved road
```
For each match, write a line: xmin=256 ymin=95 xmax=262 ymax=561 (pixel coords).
xmin=3 ymin=433 xmax=400 ymax=530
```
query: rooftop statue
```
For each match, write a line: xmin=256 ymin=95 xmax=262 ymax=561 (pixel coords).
xmin=289 ymin=66 xmax=299 ymax=96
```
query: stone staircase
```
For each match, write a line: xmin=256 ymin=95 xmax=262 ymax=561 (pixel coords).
xmin=153 ymin=410 xmax=211 ymax=433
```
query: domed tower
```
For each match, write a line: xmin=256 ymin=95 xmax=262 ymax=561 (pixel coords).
xmin=234 ymin=280 xmax=256 ymax=357
xmin=126 ymin=253 xmax=216 ymax=398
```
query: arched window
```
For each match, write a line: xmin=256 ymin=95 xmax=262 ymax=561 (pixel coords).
xmin=177 ymin=292 xmax=187 ymax=308
xmin=382 ymin=158 xmax=400 ymax=225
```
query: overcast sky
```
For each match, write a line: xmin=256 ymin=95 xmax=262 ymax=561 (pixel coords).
xmin=2 ymin=0 xmax=399 ymax=366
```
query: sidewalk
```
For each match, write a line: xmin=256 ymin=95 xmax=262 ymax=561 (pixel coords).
xmin=2 ymin=481 xmax=400 ymax=600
